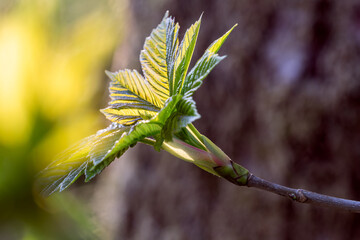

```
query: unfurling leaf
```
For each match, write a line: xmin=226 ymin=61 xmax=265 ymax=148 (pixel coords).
xmin=182 ymin=24 xmax=237 ymax=97
xmin=100 ymin=70 xmax=162 ymax=125
xmin=37 ymin=124 xmax=131 ymax=196
xmin=140 ymin=11 xmax=177 ymax=103
xmin=37 ymin=11 xmax=236 ymax=196
xmin=173 ymin=15 xmax=201 ymax=95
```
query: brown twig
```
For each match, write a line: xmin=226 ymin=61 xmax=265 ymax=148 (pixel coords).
xmin=246 ymin=173 xmax=360 ymax=213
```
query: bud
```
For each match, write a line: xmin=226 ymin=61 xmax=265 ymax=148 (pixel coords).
xmin=162 ymin=137 xmax=222 ymax=176
xmin=162 ymin=133 xmax=249 ymax=186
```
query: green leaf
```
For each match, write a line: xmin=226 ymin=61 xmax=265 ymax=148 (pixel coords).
xmin=38 ymin=12 xmax=236 ymax=196
xmin=101 ymin=70 xmax=162 ymax=125
xmin=173 ymin=16 xmax=202 ymax=95
xmin=140 ymin=11 xmax=179 ymax=104
xmin=207 ymin=24 xmax=237 ymax=54
xmin=165 ymin=17 xmax=180 ymax=96
xmin=161 ymin=95 xmax=200 ymax=141
xmin=92 ymin=94 xmax=193 ymax=169
xmin=181 ymin=24 xmax=237 ymax=97
xmin=182 ymin=53 xmax=226 ymax=97
xmin=84 ymin=125 xmax=132 ymax=181
xmin=37 ymin=124 xmax=131 ymax=196
xmin=101 ymin=121 xmax=162 ymax=161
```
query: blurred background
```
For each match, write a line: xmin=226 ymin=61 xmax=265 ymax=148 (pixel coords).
xmin=1 ymin=0 xmax=360 ymax=239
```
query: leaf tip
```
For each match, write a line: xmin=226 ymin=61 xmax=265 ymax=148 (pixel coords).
xmin=163 ymin=10 xmax=170 ymax=20
xmin=99 ymin=107 xmax=106 ymax=114
xmin=228 ymin=23 xmax=238 ymax=33
xmin=222 ymin=24 xmax=237 ymax=40
xmin=199 ymin=12 xmax=204 ymax=21
xmin=105 ymin=70 xmax=115 ymax=79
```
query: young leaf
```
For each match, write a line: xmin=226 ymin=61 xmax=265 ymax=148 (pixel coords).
xmin=90 ymin=94 xmax=197 ymax=172
xmin=207 ymin=24 xmax=237 ymax=54
xmin=165 ymin=17 xmax=180 ymax=96
xmin=182 ymin=53 xmax=226 ymax=97
xmin=140 ymin=11 xmax=178 ymax=104
xmin=38 ymin=12 xmax=237 ymax=196
xmin=37 ymin=124 xmax=131 ymax=196
xmin=181 ymin=24 xmax=237 ymax=97
xmin=173 ymin=16 xmax=202 ymax=95
xmin=161 ymin=96 xmax=200 ymax=141
xmin=101 ymin=70 xmax=162 ymax=125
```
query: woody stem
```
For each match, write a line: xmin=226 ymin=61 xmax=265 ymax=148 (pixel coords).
xmin=244 ymin=172 xmax=360 ymax=213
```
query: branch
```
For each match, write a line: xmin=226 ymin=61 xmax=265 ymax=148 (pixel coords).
xmin=246 ymin=173 xmax=360 ymax=213
xmin=142 ymin=136 xmax=360 ymax=213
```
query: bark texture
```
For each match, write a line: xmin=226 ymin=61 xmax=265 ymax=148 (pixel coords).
xmin=92 ymin=0 xmax=360 ymax=239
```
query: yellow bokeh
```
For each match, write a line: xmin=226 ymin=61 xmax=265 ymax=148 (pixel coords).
xmin=0 ymin=0 xmax=127 ymax=238
xmin=0 ymin=0 xmax=126 ymax=163
xmin=0 ymin=17 xmax=32 ymax=145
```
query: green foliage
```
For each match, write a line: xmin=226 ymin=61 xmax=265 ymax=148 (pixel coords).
xmin=37 ymin=124 xmax=132 ymax=196
xmin=38 ymin=11 xmax=236 ymax=196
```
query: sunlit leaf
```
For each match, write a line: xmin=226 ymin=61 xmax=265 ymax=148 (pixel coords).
xmin=37 ymin=124 xmax=131 ymax=196
xmin=85 ymin=120 xmax=165 ymax=181
xmin=140 ymin=11 xmax=179 ymax=103
xmin=161 ymin=96 xmax=200 ymax=141
xmin=39 ymin=92 xmax=194 ymax=195
xmin=101 ymin=70 xmax=162 ymax=125
xmin=173 ymin=16 xmax=201 ymax=95
xmin=181 ymin=24 xmax=237 ymax=97
xmin=38 ymin=12 xmax=236 ymax=196
xmin=207 ymin=24 xmax=237 ymax=53
xmin=182 ymin=53 xmax=225 ymax=97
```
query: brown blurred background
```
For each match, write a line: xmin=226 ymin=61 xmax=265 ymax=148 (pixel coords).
xmin=1 ymin=0 xmax=360 ymax=239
